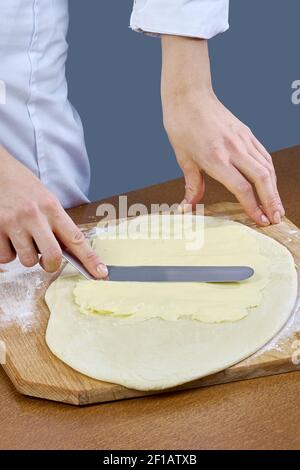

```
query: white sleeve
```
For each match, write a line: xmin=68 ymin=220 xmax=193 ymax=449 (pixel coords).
xmin=130 ymin=0 xmax=229 ymax=39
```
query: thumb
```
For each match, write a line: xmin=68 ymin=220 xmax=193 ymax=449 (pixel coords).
xmin=178 ymin=161 xmax=205 ymax=212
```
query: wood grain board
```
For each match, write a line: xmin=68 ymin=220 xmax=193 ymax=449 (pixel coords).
xmin=0 ymin=202 xmax=300 ymax=405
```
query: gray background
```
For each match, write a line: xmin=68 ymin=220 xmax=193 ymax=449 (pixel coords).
xmin=67 ymin=0 xmax=300 ymax=202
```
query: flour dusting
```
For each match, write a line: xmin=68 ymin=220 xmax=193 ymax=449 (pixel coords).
xmin=0 ymin=259 xmax=52 ymax=332
xmin=252 ymin=297 xmax=300 ymax=356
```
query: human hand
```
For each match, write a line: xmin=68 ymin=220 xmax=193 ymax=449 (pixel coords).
xmin=0 ymin=146 xmax=108 ymax=277
xmin=161 ymin=36 xmax=284 ymax=226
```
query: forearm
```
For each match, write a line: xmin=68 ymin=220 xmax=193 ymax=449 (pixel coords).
xmin=0 ymin=144 xmax=39 ymax=182
xmin=0 ymin=144 xmax=14 ymax=164
xmin=161 ymin=35 xmax=214 ymax=101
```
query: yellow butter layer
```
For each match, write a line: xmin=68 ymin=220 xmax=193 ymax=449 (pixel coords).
xmin=73 ymin=216 xmax=271 ymax=323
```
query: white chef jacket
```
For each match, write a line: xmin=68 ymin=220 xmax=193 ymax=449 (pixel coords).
xmin=130 ymin=0 xmax=229 ymax=39
xmin=0 ymin=0 xmax=229 ymax=209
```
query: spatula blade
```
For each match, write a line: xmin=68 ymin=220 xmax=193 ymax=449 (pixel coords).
xmin=107 ymin=266 xmax=254 ymax=283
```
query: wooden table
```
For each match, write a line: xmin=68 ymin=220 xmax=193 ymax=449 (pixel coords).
xmin=1 ymin=145 xmax=300 ymax=450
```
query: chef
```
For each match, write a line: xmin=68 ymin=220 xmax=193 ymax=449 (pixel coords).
xmin=0 ymin=0 xmax=284 ymax=279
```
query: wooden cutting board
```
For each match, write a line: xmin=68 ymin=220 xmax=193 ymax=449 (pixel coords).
xmin=0 ymin=202 xmax=300 ymax=405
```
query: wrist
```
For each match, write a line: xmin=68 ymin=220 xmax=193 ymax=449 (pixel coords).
xmin=162 ymin=81 xmax=215 ymax=107
xmin=161 ymin=35 xmax=214 ymax=104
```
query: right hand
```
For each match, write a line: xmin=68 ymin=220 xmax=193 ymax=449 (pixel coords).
xmin=0 ymin=146 xmax=108 ymax=278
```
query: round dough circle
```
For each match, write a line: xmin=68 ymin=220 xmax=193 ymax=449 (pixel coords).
xmin=45 ymin=216 xmax=297 ymax=391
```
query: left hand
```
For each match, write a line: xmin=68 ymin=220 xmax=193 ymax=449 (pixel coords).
xmin=161 ymin=35 xmax=284 ymax=226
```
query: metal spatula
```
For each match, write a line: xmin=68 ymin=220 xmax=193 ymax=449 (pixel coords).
xmin=107 ymin=265 xmax=254 ymax=282
xmin=61 ymin=249 xmax=254 ymax=283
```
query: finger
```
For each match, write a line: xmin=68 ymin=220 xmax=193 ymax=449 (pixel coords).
xmin=178 ymin=159 xmax=205 ymax=212
xmin=0 ymin=233 xmax=16 ymax=264
xmin=9 ymin=230 xmax=39 ymax=268
xmin=249 ymin=134 xmax=272 ymax=163
xmin=249 ymin=146 xmax=284 ymax=217
xmin=229 ymin=135 xmax=281 ymax=221
xmin=250 ymin=137 xmax=285 ymax=217
xmin=241 ymin=130 xmax=277 ymax=183
xmin=246 ymin=133 xmax=281 ymax=195
xmin=212 ymin=164 xmax=270 ymax=226
xmin=232 ymin=154 xmax=282 ymax=224
xmin=53 ymin=211 xmax=108 ymax=279
xmin=31 ymin=220 xmax=62 ymax=273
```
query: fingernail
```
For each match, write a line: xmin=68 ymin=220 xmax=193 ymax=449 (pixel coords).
xmin=97 ymin=263 xmax=108 ymax=277
xmin=273 ymin=211 xmax=281 ymax=224
xmin=261 ymin=214 xmax=270 ymax=225
xmin=280 ymin=205 xmax=285 ymax=217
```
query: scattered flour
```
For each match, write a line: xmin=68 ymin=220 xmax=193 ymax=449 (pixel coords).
xmin=0 ymin=259 xmax=52 ymax=332
xmin=252 ymin=297 xmax=300 ymax=356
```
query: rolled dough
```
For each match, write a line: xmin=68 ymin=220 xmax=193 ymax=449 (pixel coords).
xmin=73 ymin=217 xmax=269 ymax=322
xmin=45 ymin=215 xmax=297 ymax=391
